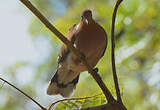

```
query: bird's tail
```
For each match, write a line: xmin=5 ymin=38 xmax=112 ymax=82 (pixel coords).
xmin=46 ymin=69 xmax=80 ymax=97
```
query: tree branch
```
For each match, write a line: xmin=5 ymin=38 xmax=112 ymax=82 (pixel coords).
xmin=78 ymin=103 xmax=125 ymax=110
xmin=111 ymin=0 xmax=123 ymax=104
xmin=0 ymin=77 xmax=47 ymax=110
xmin=48 ymin=93 xmax=102 ymax=110
xmin=19 ymin=0 xmax=115 ymax=103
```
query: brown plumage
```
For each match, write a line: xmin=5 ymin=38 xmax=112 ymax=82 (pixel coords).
xmin=47 ymin=9 xmax=107 ymax=97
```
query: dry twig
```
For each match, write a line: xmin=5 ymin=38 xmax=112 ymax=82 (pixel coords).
xmin=0 ymin=77 xmax=47 ymax=110
xmin=111 ymin=0 xmax=123 ymax=104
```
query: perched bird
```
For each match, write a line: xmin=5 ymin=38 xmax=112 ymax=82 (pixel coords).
xmin=47 ymin=9 xmax=107 ymax=97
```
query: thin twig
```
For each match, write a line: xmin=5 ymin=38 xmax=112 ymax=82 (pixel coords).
xmin=111 ymin=0 xmax=123 ymax=103
xmin=19 ymin=0 xmax=115 ymax=102
xmin=48 ymin=93 xmax=103 ymax=110
xmin=0 ymin=77 xmax=47 ymax=110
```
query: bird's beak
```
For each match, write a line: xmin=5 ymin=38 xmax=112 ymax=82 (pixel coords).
xmin=85 ymin=19 xmax=89 ymax=24
xmin=81 ymin=16 xmax=88 ymax=25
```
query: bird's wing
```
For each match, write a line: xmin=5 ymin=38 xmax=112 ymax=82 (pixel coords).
xmin=47 ymin=24 xmax=80 ymax=97
xmin=58 ymin=24 xmax=77 ymax=64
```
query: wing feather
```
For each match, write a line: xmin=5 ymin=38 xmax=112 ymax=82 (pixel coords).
xmin=58 ymin=24 xmax=77 ymax=64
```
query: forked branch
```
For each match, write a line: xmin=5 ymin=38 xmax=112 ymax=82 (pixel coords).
xmin=0 ymin=0 xmax=126 ymax=110
xmin=19 ymin=0 xmax=115 ymax=103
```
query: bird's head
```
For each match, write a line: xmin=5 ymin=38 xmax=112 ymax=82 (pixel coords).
xmin=81 ymin=9 xmax=93 ymax=24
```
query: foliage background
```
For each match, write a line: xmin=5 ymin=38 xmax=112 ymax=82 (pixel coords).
xmin=0 ymin=0 xmax=160 ymax=110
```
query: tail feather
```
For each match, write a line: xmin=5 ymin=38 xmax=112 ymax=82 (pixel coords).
xmin=47 ymin=69 xmax=80 ymax=97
